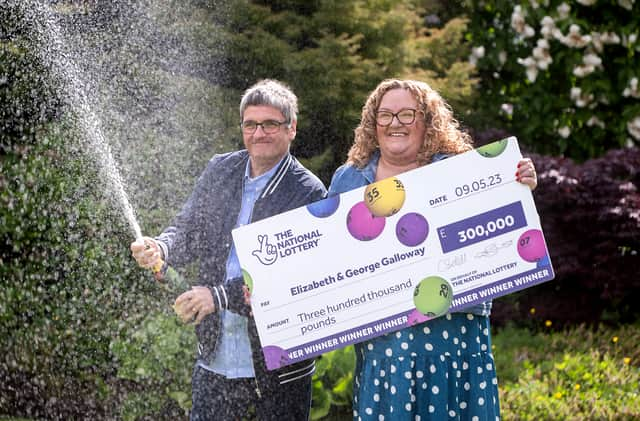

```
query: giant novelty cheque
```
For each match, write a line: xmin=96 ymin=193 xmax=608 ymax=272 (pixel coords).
xmin=232 ymin=137 xmax=554 ymax=370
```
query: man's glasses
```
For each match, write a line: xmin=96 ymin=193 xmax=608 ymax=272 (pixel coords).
xmin=376 ymin=108 xmax=420 ymax=126
xmin=241 ymin=120 xmax=287 ymax=134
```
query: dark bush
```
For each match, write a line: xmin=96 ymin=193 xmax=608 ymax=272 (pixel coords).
xmin=492 ymin=147 xmax=640 ymax=328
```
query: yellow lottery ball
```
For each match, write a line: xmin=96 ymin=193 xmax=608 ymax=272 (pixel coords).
xmin=364 ymin=177 xmax=406 ymax=217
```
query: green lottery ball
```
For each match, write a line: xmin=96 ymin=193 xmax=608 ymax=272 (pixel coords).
xmin=476 ymin=138 xmax=508 ymax=158
xmin=413 ymin=276 xmax=453 ymax=317
xmin=242 ymin=269 xmax=254 ymax=294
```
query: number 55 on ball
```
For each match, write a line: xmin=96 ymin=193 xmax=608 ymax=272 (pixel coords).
xmin=364 ymin=177 xmax=406 ymax=217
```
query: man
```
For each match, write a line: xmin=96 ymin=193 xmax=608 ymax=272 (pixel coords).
xmin=130 ymin=79 xmax=326 ymax=420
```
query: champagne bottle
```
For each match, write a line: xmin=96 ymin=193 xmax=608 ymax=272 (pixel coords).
xmin=152 ymin=259 xmax=195 ymax=321
xmin=151 ymin=259 xmax=189 ymax=293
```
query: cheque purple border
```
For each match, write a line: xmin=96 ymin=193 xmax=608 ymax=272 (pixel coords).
xmin=264 ymin=264 xmax=554 ymax=369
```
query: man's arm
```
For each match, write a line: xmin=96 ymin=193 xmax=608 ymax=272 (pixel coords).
xmin=207 ymin=277 xmax=251 ymax=316
xmin=156 ymin=156 xmax=221 ymax=268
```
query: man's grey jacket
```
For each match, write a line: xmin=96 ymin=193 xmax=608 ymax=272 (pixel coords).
xmin=156 ymin=150 xmax=327 ymax=392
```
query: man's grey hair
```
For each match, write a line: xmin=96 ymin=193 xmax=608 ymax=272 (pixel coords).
xmin=239 ymin=79 xmax=298 ymax=125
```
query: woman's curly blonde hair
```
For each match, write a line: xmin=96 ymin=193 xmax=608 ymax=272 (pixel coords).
xmin=347 ymin=79 xmax=473 ymax=168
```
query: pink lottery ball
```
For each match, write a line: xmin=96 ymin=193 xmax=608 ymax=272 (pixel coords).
xmin=347 ymin=201 xmax=386 ymax=241
xmin=517 ymin=229 xmax=546 ymax=262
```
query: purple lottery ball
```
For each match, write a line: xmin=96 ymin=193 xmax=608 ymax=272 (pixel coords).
xmin=517 ymin=229 xmax=547 ymax=262
xmin=347 ymin=201 xmax=386 ymax=241
xmin=263 ymin=345 xmax=289 ymax=370
xmin=307 ymin=195 xmax=340 ymax=218
xmin=396 ymin=212 xmax=429 ymax=247
xmin=407 ymin=309 xmax=431 ymax=326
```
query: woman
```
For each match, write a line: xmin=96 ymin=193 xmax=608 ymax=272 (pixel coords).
xmin=329 ymin=79 xmax=537 ymax=420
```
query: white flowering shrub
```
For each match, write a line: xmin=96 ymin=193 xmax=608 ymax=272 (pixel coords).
xmin=466 ymin=0 xmax=639 ymax=159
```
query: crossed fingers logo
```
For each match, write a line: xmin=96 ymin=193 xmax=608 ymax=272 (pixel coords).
xmin=252 ymin=234 xmax=278 ymax=265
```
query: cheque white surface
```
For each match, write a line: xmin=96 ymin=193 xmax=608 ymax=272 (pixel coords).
xmin=232 ymin=137 xmax=554 ymax=370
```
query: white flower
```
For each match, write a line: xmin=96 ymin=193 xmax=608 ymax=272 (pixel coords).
xmin=622 ymin=33 xmax=637 ymax=47
xmin=570 ymin=87 xmax=594 ymax=107
xmin=560 ymin=25 xmax=591 ymax=48
xmin=618 ymin=0 xmax=634 ymax=10
xmin=557 ymin=3 xmax=571 ymax=19
xmin=590 ymin=32 xmax=604 ymax=52
xmin=623 ymin=77 xmax=640 ymax=98
xmin=499 ymin=51 xmax=508 ymax=65
xmin=573 ymin=64 xmax=596 ymax=77
xmin=510 ymin=7 xmax=536 ymax=39
xmin=473 ymin=46 xmax=485 ymax=59
xmin=541 ymin=16 xmax=555 ymax=26
xmin=523 ymin=25 xmax=536 ymax=38
xmin=627 ymin=116 xmax=640 ymax=140
xmin=529 ymin=0 xmax=540 ymax=9
xmin=590 ymin=32 xmax=621 ymax=52
xmin=601 ymin=32 xmax=621 ymax=44
xmin=533 ymin=39 xmax=553 ymax=69
xmin=583 ymin=52 xmax=602 ymax=67
xmin=551 ymin=28 xmax=564 ymax=41
xmin=573 ymin=51 xmax=603 ymax=77
xmin=536 ymin=38 xmax=550 ymax=50
xmin=517 ymin=56 xmax=539 ymax=82
xmin=586 ymin=116 xmax=605 ymax=129
xmin=577 ymin=0 xmax=597 ymax=5
xmin=511 ymin=6 xmax=526 ymax=33
xmin=469 ymin=46 xmax=485 ymax=66
xmin=540 ymin=16 xmax=556 ymax=39
xmin=558 ymin=126 xmax=571 ymax=138
xmin=500 ymin=103 xmax=514 ymax=116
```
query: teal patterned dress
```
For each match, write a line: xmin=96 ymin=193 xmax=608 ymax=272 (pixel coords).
xmin=352 ymin=313 xmax=499 ymax=420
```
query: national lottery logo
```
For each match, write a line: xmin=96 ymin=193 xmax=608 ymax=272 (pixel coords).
xmin=252 ymin=229 xmax=324 ymax=266
xmin=252 ymin=234 xmax=278 ymax=265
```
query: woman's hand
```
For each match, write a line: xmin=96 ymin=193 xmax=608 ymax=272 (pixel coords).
xmin=516 ymin=158 xmax=537 ymax=191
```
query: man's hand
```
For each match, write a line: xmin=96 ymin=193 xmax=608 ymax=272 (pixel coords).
xmin=130 ymin=236 xmax=162 ymax=270
xmin=174 ymin=286 xmax=216 ymax=325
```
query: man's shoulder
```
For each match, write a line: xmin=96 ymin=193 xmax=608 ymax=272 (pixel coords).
xmin=202 ymin=150 xmax=248 ymax=177
xmin=254 ymin=155 xmax=325 ymax=217
xmin=208 ymin=150 xmax=248 ymax=166
xmin=288 ymin=156 xmax=325 ymax=190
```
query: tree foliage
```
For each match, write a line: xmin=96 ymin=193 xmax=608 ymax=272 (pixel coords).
xmin=221 ymin=0 xmax=477 ymax=181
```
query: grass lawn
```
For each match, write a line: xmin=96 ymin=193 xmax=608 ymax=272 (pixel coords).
xmin=493 ymin=323 xmax=640 ymax=420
